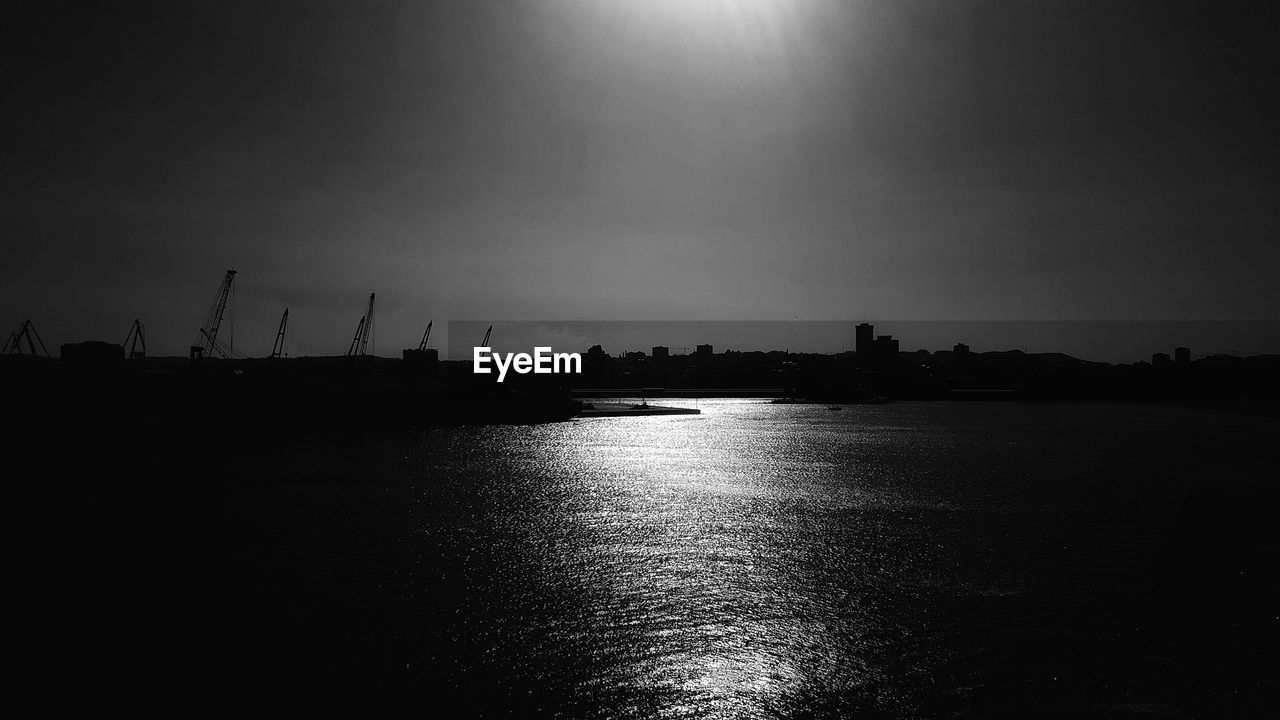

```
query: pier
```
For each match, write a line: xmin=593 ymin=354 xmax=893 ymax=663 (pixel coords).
xmin=577 ymin=402 xmax=700 ymax=417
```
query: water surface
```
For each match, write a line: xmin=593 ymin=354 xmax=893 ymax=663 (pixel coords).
xmin=49 ymin=400 xmax=1276 ymax=716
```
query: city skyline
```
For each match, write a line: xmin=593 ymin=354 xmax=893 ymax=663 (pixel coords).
xmin=25 ymin=308 xmax=1280 ymax=365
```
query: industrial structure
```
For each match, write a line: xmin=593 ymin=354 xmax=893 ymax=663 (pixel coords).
xmin=3 ymin=319 xmax=50 ymax=357
xmin=124 ymin=319 xmax=147 ymax=359
xmin=190 ymin=269 xmax=237 ymax=360
xmin=418 ymin=320 xmax=432 ymax=352
xmin=271 ymin=308 xmax=289 ymax=359
xmin=347 ymin=293 xmax=376 ymax=357
xmin=402 ymin=320 xmax=438 ymax=365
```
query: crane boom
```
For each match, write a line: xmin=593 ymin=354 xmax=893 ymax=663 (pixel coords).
xmin=358 ymin=293 xmax=375 ymax=356
xmin=481 ymin=324 xmax=492 ymax=348
xmin=193 ymin=269 xmax=237 ymax=358
xmin=124 ymin=319 xmax=146 ymax=358
xmin=346 ymin=315 xmax=365 ymax=356
xmin=418 ymin=320 xmax=433 ymax=351
xmin=271 ymin=308 xmax=289 ymax=359
xmin=3 ymin=319 xmax=49 ymax=357
xmin=344 ymin=293 xmax=376 ymax=357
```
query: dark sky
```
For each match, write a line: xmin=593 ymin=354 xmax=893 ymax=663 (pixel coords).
xmin=4 ymin=0 xmax=1277 ymax=357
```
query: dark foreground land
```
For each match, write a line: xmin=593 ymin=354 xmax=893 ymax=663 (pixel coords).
xmin=7 ymin=402 xmax=1277 ymax=718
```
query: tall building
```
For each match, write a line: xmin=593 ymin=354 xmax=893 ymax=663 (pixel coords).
xmin=1175 ymin=347 xmax=1190 ymax=364
xmin=652 ymin=346 xmax=669 ymax=360
xmin=855 ymin=323 xmax=874 ymax=357
xmin=696 ymin=344 xmax=713 ymax=357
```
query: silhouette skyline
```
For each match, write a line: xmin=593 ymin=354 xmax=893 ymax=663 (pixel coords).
xmin=12 ymin=299 xmax=1280 ymax=365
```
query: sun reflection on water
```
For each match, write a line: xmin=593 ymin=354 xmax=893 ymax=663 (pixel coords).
xmin=523 ymin=400 xmax=913 ymax=717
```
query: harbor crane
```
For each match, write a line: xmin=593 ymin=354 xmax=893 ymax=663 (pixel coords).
xmin=124 ymin=319 xmax=146 ymax=358
xmin=2 ymin=319 xmax=49 ymax=357
xmin=347 ymin=316 xmax=365 ymax=356
xmin=346 ymin=293 xmax=375 ymax=357
xmin=270 ymin=308 xmax=289 ymax=359
xmin=191 ymin=269 xmax=237 ymax=360
xmin=417 ymin=320 xmax=433 ymax=351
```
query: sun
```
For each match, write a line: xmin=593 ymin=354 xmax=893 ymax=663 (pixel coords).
xmin=568 ymin=0 xmax=826 ymax=86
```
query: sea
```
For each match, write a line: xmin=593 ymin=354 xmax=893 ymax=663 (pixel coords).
xmin=19 ymin=400 xmax=1278 ymax=717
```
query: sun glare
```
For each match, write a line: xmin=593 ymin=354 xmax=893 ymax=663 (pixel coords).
xmin=595 ymin=0 xmax=815 ymax=77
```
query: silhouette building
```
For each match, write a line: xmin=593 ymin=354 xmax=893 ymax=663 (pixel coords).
xmin=696 ymin=344 xmax=713 ymax=358
xmin=1153 ymin=352 xmax=1172 ymax=367
xmin=856 ymin=323 xmax=874 ymax=358
xmin=402 ymin=348 xmax=438 ymax=365
xmin=875 ymin=335 xmax=899 ymax=366
xmin=652 ymin=346 xmax=669 ymax=361
xmin=1175 ymin=347 xmax=1190 ymax=364
xmin=60 ymin=340 xmax=124 ymax=365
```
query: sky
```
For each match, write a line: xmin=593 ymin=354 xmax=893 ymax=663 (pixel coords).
xmin=3 ymin=0 xmax=1278 ymax=357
